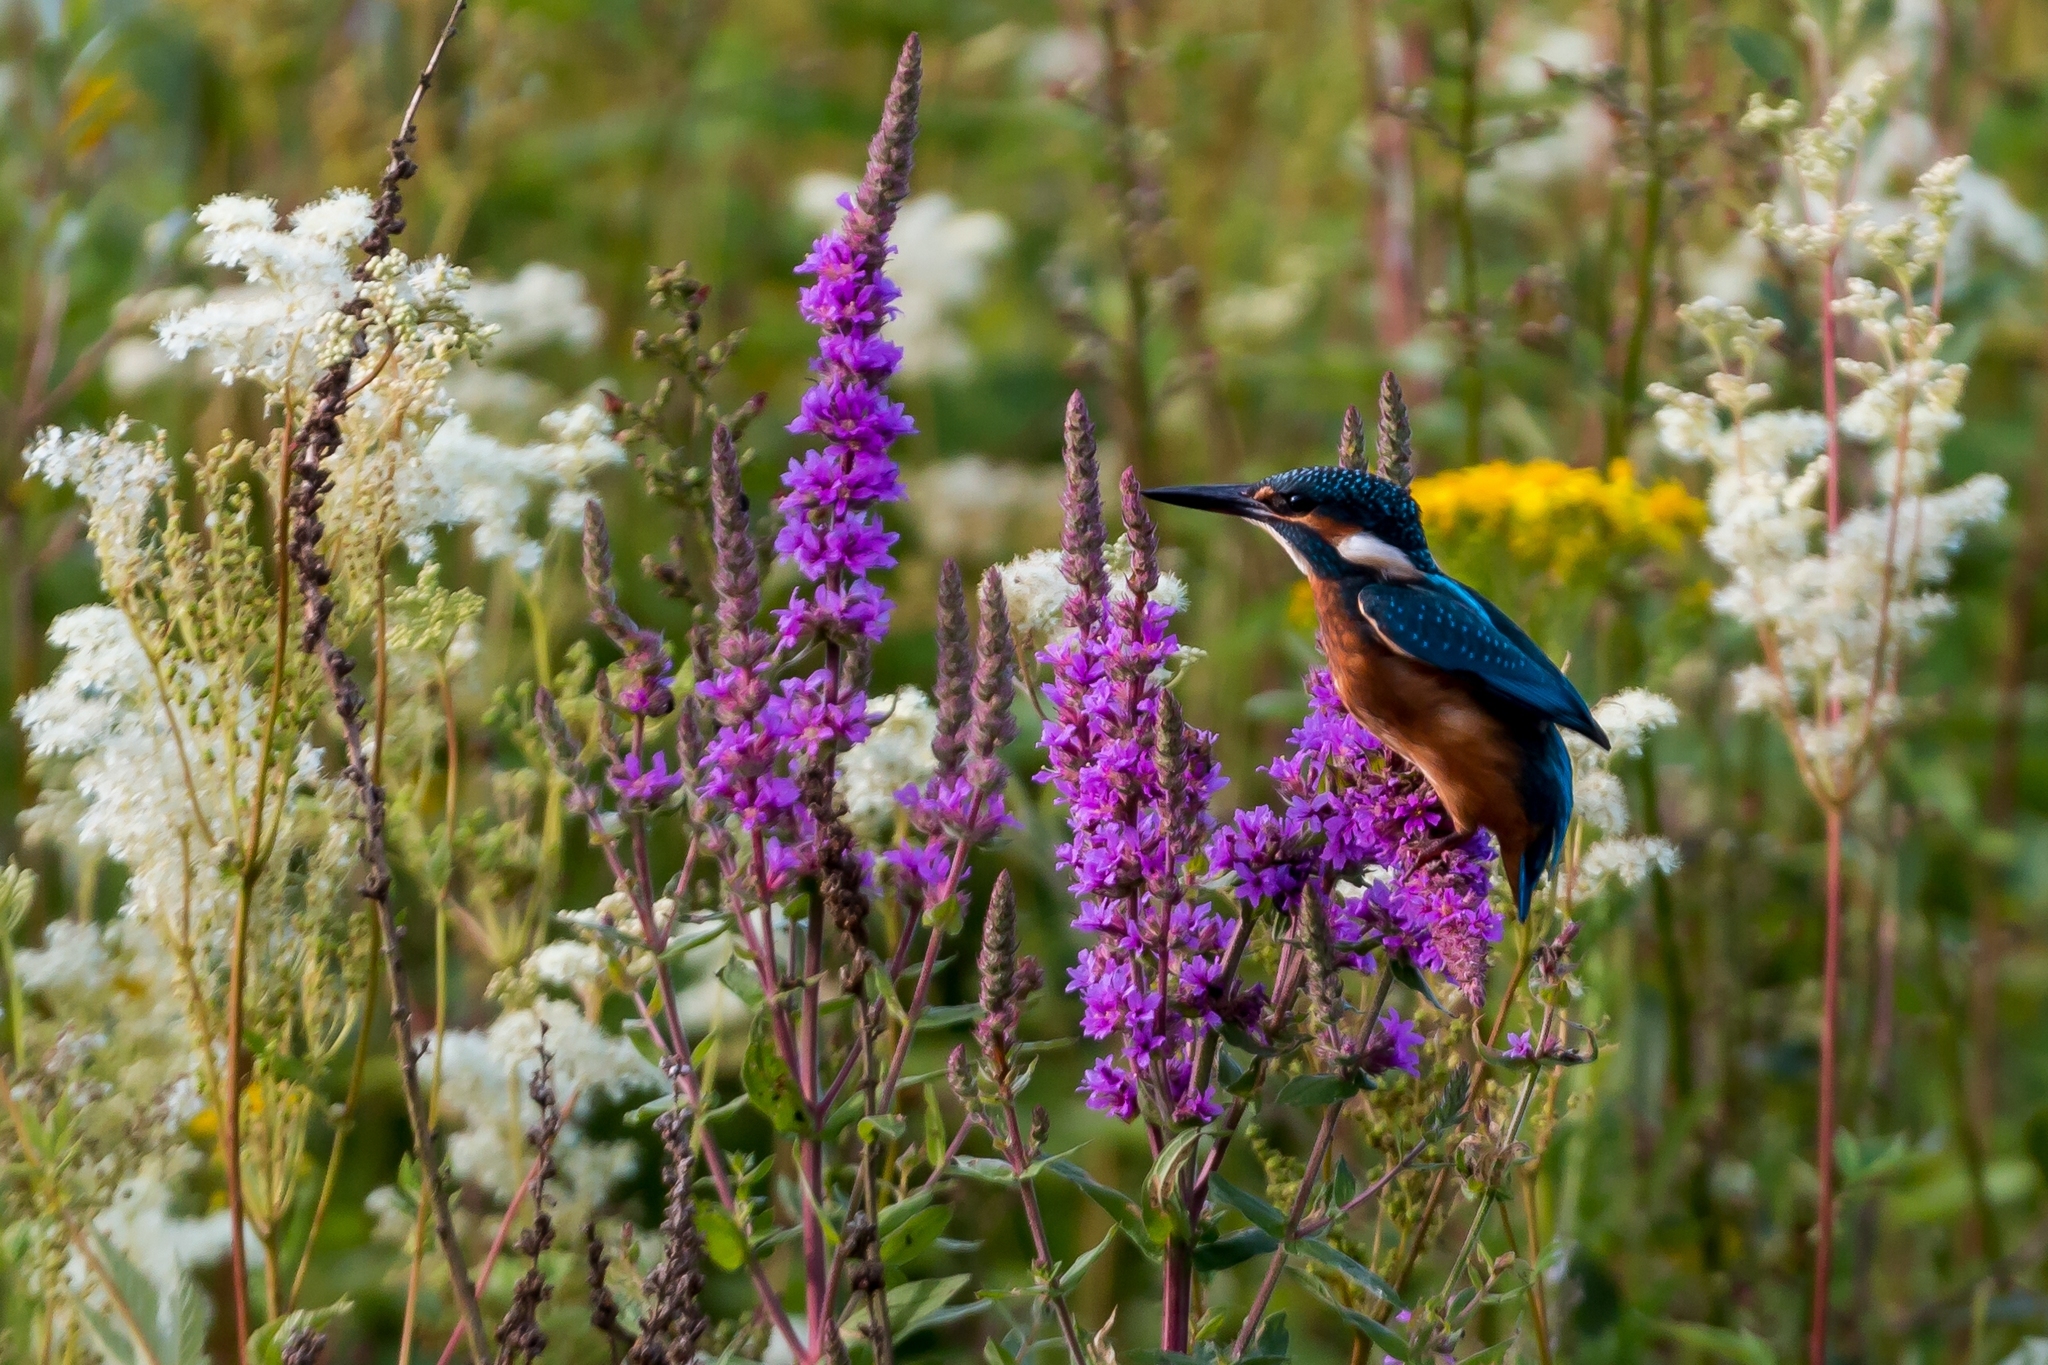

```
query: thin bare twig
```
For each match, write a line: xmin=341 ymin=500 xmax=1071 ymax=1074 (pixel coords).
xmin=283 ymin=4 xmax=487 ymax=1361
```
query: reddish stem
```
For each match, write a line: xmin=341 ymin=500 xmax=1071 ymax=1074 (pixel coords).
xmin=1810 ymin=804 xmax=1844 ymax=1365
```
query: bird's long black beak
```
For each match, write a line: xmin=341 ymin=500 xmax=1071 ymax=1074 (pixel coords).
xmin=1142 ymin=482 xmax=1267 ymax=520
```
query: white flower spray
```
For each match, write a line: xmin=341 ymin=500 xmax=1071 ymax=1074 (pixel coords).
xmin=1649 ymin=68 xmax=2007 ymax=1365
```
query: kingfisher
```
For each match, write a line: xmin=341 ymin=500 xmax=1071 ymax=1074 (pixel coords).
xmin=1145 ymin=374 xmax=1609 ymax=919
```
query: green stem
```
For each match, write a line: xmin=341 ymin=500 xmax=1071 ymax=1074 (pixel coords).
xmin=1455 ymin=0 xmax=1484 ymax=463
xmin=1609 ymin=0 xmax=1670 ymax=460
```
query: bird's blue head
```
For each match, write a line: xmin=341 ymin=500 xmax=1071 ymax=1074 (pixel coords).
xmin=1144 ymin=466 xmax=1437 ymax=583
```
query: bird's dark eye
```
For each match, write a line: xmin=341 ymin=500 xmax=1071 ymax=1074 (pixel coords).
xmin=1263 ymin=490 xmax=1312 ymax=517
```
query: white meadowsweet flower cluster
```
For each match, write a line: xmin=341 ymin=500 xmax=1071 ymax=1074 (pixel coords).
xmin=839 ymin=686 xmax=940 ymax=831
xmin=1652 ymin=95 xmax=2009 ymax=806
xmin=24 ymin=420 xmax=171 ymax=589
xmin=998 ymin=537 xmax=1191 ymax=641
xmin=1746 ymin=71 xmax=1890 ymax=261
xmin=418 ymin=399 xmax=625 ymax=571
xmin=419 ymin=999 xmax=662 ymax=1210
xmin=1559 ymin=690 xmax=1682 ymax=900
xmin=155 ymin=191 xmax=384 ymax=387
xmin=134 ymin=189 xmax=621 ymax=574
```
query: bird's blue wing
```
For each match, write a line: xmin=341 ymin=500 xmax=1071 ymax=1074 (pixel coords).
xmin=1356 ymin=576 xmax=1608 ymax=746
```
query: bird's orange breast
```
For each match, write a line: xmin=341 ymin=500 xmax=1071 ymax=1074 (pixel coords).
xmin=1310 ymin=579 xmax=1535 ymax=864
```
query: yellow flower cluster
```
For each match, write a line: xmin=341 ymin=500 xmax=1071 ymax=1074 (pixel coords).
xmin=1411 ymin=459 xmax=1704 ymax=590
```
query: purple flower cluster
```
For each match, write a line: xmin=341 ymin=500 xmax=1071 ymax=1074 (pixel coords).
xmin=695 ymin=43 xmax=923 ymax=851
xmin=1039 ymin=401 xmax=1255 ymax=1126
xmin=1212 ymin=669 xmax=1500 ymax=1003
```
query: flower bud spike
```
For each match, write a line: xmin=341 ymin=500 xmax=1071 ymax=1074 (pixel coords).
xmin=1059 ymin=391 xmax=1107 ymax=623
xmin=1153 ymin=688 xmax=1187 ymax=828
xmin=708 ymin=424 xmax=760 ymax=649
xmin=1338 ymin=403 xmax=1368 ymax=470
xmin=1120 ymin=466 xmax=1159 ymax=597
xmin=968 ymin=568 xmax=1017 ymax=795
xmin=932 ymin=558 xmax=972 ymax=777
xmin=1377 ymin=371 xmax=1413 ymax=488
xmin=847 ymin=35 xmax=922 ymax=255
xmin=534 ymin=687 xmax=582 ymax=777
xmin=977 ymin=870 xmax=1019 ymax=1031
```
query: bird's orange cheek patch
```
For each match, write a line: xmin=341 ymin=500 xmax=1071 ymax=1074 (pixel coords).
xmin=1297 ymin=511 xmax=1353 ymax=542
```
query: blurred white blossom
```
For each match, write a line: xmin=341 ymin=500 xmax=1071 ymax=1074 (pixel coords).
xmin=464 ymin=262 xmax=606 ymax=353
xmin=840 ymin=687 xmax=939 ymax=831
xmin=905 ymin=455 xmax=1065 ymax=559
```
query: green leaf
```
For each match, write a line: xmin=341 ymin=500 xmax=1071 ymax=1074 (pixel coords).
xmin=877 ymin=1190 xmax=936 ymax=1239
xmin=1388 ymin=956 xmax=1442 ymax=1010
xmin=1330 ymin=1157 xmax=1357 ymax=1208
xmin=858 ymin=1112 xmax=908 ymax=1144
xmin=742 ymin=1011 xmax=807 ymax=1135
xmin=78 ymin=1234 xmax=183 ymax=1365
xmin=1042 ymin=1157 xmax=1160 ymax=1260
xmin=1053 ymin=1228 xmax=1119 ymax=1293
xmin=660 ymin=920 xmax=730 ymax=964
xmin=1208 ymin=1176 xmax=1287 ymax=1237
xmin=923 ymin=1084 xmax=948 ymax=1168
xmin=1292 ymin=1236 xmax=1404 ymax=1307
xmin=950 ymin=1155 xmax=1021 ymax=1185
xmin=878 ymin=1275 xmax=980 ymax=1339
xmin=1274 ymin=1072 xmax=1362 ymax=1107
xmin=1240 ymin=1312 xmax=1290 ymax=1364
xmin=915 ymin=1002 xmax=985 ymax=1030
xmin=1290 ymin=1269 xmax=1413 ymax=1360
xmin=1727 ymin=25 xmax=1797 ymax=87
xmin=698 ymin=1201 xmax=748 ymax=1271
xmin=1013 ymin=1038 xmax=1078 ymax=1056
xmin=251 ymin=1301 xmax=354 ymax=1365
xmin=718 ymin=955 xmax=765 ymax=1007
xmin=880 ymin=1205 xmax=951 ymax=1266
xmin=984 ymin=1342 xmax=1019 ymax=1365
xmin=1192 ymin=1227 xmax=1278 ymax=1272
xmin=1144 ymin=1127 xmax=1206 ymax=1216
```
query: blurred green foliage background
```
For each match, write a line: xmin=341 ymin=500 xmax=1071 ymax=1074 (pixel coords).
xmin=4 ymin=0 xmax=2047 ymax=1359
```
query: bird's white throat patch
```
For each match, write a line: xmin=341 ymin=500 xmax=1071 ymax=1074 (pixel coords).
xmin=1334 ymin=531 xmax=1423 ymax=580
xmin=1257 ymin=522 xmax=1314 ymax=577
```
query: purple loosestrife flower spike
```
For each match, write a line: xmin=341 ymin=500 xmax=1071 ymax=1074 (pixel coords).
xmin=1213 ymin=668 xmax=1499 ymax=1002
xmin=931 ymin=559 xmax=972 ymax=777
xmin=847 ymin=36 xmax=921 ymax=258
xmin=698 ymin=425 xmax=801 ymax=835
xmin=1040 ymin=429 xmax=1239 ymax=1128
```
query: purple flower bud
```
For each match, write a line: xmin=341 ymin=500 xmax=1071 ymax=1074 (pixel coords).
xmin=1338 ymin=403 xmax=1368 ymax=471
xmin=931 ymin=560 xmax=972 ymax=777
xmin=1058 ymin=393 xmax=1107 ymax=629
xmin=967 ymin=568 xmax=1016 ymax=798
